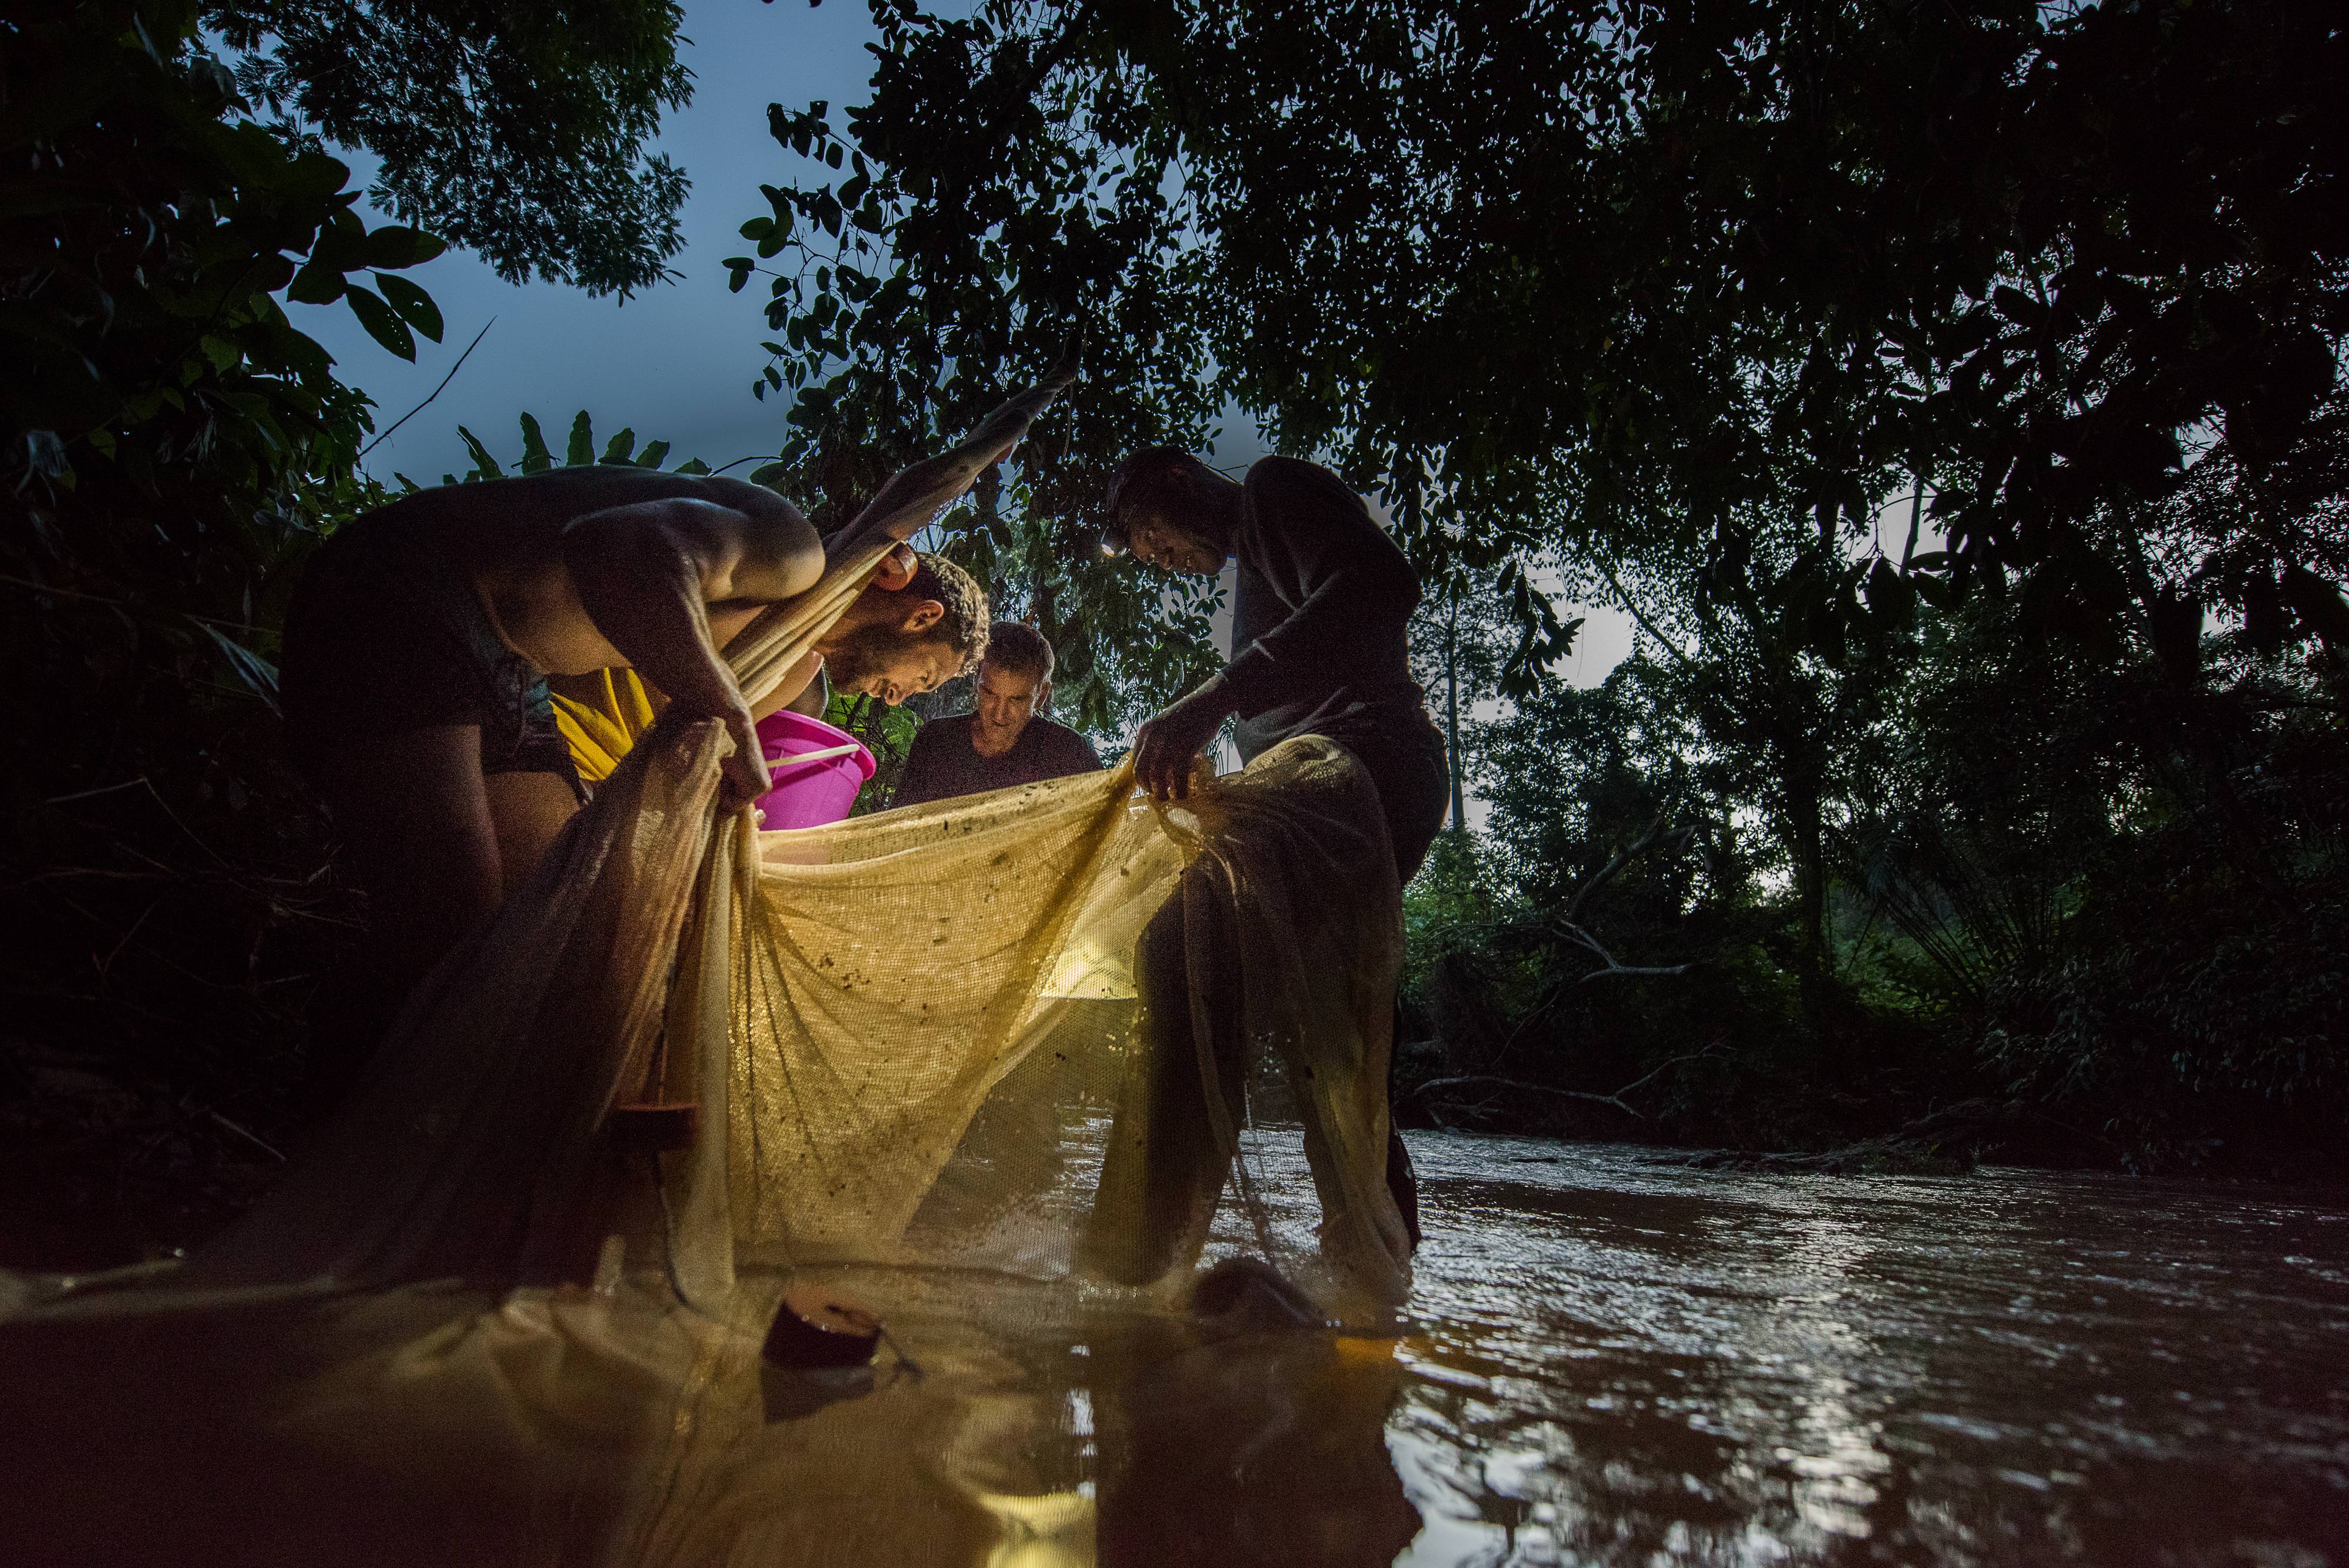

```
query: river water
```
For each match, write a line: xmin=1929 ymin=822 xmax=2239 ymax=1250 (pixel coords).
xmin=1387 ymin=1134 xmax=2349 ymax=1566
xmin=5 ymin=1132 xmax=2345 ymax=1566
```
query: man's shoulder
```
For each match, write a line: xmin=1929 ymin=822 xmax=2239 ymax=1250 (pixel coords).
xmin=1024 ymin=716 xmax=1103 ymax=763
xmin=1244 ymin=455 xmax=1352 ymax=497
xmin=1241 ymin=457 xmax=1369 ymax=527
xmin=1244 ymin=454 xmax=1334 ymax=482
xmin=687 ymin=472 xmax=800 ymax=519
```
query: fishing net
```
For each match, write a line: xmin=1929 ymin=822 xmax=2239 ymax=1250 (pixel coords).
xmin=0 ymin=374 xmax=1414 ymax=1562
xmin=179 ymin=709 xmax=1411 ymax=1312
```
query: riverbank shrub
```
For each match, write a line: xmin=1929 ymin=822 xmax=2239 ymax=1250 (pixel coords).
xmin=1398 ymin=594 xmax=2348 ymax=1177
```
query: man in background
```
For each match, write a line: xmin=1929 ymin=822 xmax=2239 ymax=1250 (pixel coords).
xmin=889 ymin=621 xmax=1103 ymax=807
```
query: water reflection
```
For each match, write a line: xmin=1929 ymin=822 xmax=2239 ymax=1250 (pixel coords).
xmin=1390 ymin=1136 xmax=2349 ymax=1566
xmin=5 ymin=1135 xmax=2345 ymax=1566
xmin=615 ymin=1267 xmax=1419 ymax=1568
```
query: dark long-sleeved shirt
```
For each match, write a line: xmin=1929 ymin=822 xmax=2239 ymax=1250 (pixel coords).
xmin=1222 ymin=457 xmax=1429 ymax=763
xmin=890 ymin=712 xmax=1104 ymax=809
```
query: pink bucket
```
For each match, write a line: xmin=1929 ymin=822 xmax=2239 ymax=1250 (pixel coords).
xmin=750 ymin=709 xmax=876 ymax=830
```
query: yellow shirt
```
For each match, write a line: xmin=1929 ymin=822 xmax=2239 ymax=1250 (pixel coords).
xmin=547 ymin=669 xmax=660 ymax=785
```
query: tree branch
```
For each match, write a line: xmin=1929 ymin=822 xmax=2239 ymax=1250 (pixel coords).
xmin=359 ymin=315 xmax=494 ymax=460
xmin=1409 ymin=1048 xmax=1721 ymax=1121
xmin=1562 ymin=786 xmax=1689 ymax=925
xmin=1595 ymin=557 xmax=1703 ymax=672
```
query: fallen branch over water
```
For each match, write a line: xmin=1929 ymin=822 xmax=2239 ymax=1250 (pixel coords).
xmin=1409 ymin=1048 xmax=1720 ymax=1120
xmin=1672 ymin=1098 xmax=2121 ymax=1176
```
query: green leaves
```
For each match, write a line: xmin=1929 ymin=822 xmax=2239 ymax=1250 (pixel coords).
xmin=285 ymin=264 xmax=347 ymax=306
xmin=344 ymin=282 xmax=416 ymax=360
xmin=442 ymin=410 xmax=711 ymax=483
xmin=373 ymin=273 xmax=444 ymax=342
xmin=365 ymin=226 xmax=447 ymax=270
xmin=282 ymin=211 xmax=446 ymax=363
xmin=212 ymin=0 xmax=692 ymax=297
xmin=457 ymin=425 xmax=504 ymax=480
xmin=1864 ymin=556 xmax=1915 ymax=630
xmin=518 ymin=413 xmax=556 ymax=475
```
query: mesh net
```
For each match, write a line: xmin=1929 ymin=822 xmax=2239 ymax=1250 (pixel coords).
xmin=178 ymin=709 xmax=1410 ymax=1316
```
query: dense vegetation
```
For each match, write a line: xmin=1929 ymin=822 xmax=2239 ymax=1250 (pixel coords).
xmin=0 ymin=1 xmax=722 ymax=1264
xmin=745 ymin=0 xmax=2347 ymax=1175
xmin=2 ymin=0 xmax=2343 ymax=1267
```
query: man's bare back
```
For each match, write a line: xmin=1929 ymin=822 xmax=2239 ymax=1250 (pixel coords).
xmin=376 ymin=465 xmax=822 ymax=725
xmin=278 ymin=361 xmax=1072 ymax=1105
xmin=278 ymin=466 xmax=948 ymax=1094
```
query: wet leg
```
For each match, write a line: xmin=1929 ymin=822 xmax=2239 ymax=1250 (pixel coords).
xmin=1077 ymin=868 xmax=1247 ymax=1286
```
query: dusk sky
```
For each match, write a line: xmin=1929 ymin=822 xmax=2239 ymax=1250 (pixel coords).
xmin=297 ymin=1 xmax=889 ymax=488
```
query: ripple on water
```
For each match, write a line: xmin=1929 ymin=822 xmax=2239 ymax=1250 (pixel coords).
xmin=1390 ymin=1132 xmax=2349 ymax=1566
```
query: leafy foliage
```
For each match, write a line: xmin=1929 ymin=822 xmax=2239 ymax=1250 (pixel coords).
xmin=745 ymin=0 xmax=2347 ymax=667
xmin=723 ymin=18 xmax=1239 ymax=735
xmin=208 ymin=0 xmax=721 ymax=298
xmin=723 ymin=0 xmax=2346 ymax=1172
xmin=0 ymin=2 xmax=759 ymax=1265
xmin=1 ymin=1 xmax=455 ymax=1041
xmin=406 ymin=406 xmax=715 ymax=491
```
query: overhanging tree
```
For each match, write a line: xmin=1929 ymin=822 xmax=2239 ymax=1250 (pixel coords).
xmin=741 ymin=0 xmax=2347 ymax=668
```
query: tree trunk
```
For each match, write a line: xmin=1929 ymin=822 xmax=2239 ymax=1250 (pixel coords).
xmin=1444 ymin=601 xmax=1466 ymax=832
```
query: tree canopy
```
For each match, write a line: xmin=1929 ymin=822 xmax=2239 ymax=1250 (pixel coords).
xmin=721 ymin=0 xmax=2345 ymax=1170
xmin=210 ymin=0 xmax=702 ymax=297
xmin=743 ymin=0 xmax=2347 ymax=669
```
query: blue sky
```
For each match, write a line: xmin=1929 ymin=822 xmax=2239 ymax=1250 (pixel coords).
xmin=298 ymin=1 xmax=886 ymax=487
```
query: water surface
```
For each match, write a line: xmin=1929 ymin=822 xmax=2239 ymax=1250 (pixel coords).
xmin=1389 ymin=1134 xmax=2349 ymax=1566
xmin=5 ymin=1132 xmax=2344 ymax=1566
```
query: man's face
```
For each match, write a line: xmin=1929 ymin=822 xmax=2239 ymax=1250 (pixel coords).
xmin=973 ymin=659 xmax=1045 ymax=749
xmin=1125 ymin=506 xmax=1227 ymax=576
xmin=825 ymin=625 xmax=963 ymax=708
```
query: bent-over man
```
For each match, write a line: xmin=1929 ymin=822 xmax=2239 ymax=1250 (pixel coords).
xmin=280 ymin=463 xmax=989 ymax=1095
xmin=890 ymin=621 xmax=1103 ymax=808
xmin=1090 ymin=447 xmax=1450 ymax=1267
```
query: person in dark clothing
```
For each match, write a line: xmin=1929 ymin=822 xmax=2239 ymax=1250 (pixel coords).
xmin=889 ymin=622 xmax=1105 ymax=807
xmin=1093 ymin=447 xmax=1451 ymax=1263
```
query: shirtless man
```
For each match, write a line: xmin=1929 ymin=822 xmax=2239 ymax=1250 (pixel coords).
xmin=279 ymin=464 xmax=988 ymax=1084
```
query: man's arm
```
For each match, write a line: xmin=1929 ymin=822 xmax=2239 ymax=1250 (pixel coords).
xmin=562 ymin=493 xmax=822 ymax=807
xmin=1133 ymin=463 xmax=1418 ymax=798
